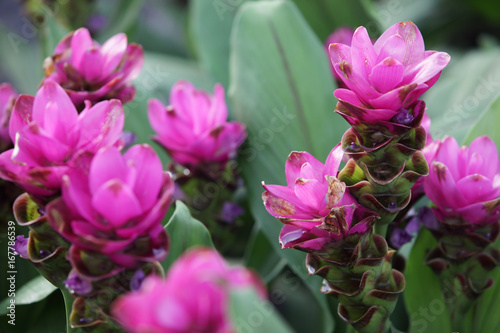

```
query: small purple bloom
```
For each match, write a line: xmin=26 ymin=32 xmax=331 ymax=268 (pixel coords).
xmin=390 ymin=228 xmax=413 ymax=249
xmin=119 ymin=131 xmax=137 ymax=150
xmin=13 ymin=235 xmax=29 ymax=258
xmin=220 ymin=202 xmax=244 ymax=223
xmin=64 ymin=271 xmax=93 ymax=295
xmin=130 ymin=269 xmax=146 ymax=291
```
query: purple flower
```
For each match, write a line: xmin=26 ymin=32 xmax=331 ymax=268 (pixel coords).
xmin=64 ymin=271 xmax=93 ymax=295
xmin=43 ymin=28 xmax=143 ymax=109
xmin=12 ymin=235 xmax=29 ymax=258
xmin=148 ymin=81 xmax=247 ymax=169
xmin=0 ymin=80 xmax=124 ymax=199
xmin=130 ymin=269 xmax=146 ymax=291
xmin=424 ymin=136 xmax=500 ymax=224
xmin=220 ymin=201 xmax=244 ymax=223
xmin=262 ymin=145 xmax=374 ymax=252
xmin=47 ymin=144 xmax=174 ymax=272
xmin=329 ymin=21 xmax=450 ymax=122
xmin=0 ymin=83 xmax=17 ymax=151
xmin=111 ymin=248 xmax=266 ymax=333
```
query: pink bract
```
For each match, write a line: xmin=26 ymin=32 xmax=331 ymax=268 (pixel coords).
xmin=148 ymin=81 xmax=247 ymax=169
xmin=0 ymin=80 xmax=124 ymax=198
xmin=47 ymin=145 xmax=174 ymax=274
xmin=0 ymin=83 xmax=17 ymax=150
xmin=329 ymin=21 xmax=450 ymax=122
xmin=325 ymin=27 xmax=354 ymax=86
xmin=111 ymin=248 xmax=266 ymax=333
xmin=424 ymin=136 xmax=500 ymax=224
xmin=43 ymin=28 xmax=143 ymax=109
xmin=262 ymin=145 xmax=373 ymax=252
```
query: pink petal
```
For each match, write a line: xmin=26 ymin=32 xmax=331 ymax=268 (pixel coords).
xmin=294 ymin=178 xmax=325 ymax=212
xmin=169 ymin=81 xmax=198 ymax=124
xmin=212 ymin=122 xmax=246 ymax=161
xmin=333 ymin=88 xmax=363 ymax=107
xmin=206 ymin=84 xmax=227 ymax=128
xmin=123 ymin=144 xmax=163 ymax=211
xmin=279 ymin=225 xmax=310 ymax=249
xmin=405 ymin=52 xmax=450 ymax=84
xmin=323 ymin=144 xmax=344 ymax=178
xmin=262 ymin=183 xmax=311 ymax=218
xmin=148 ymin=99 xmax=195 ymax=148
xmin=350 ymin=26 xmax=377 ymax=81
xmin=92 ymin=179 xmax=142 ymax=227
xmin=76 ymin=99 xmax=124 ymax=153
xmin=434 ymin=136 xmax=461 ymax=180
xmin=368 ymin=57 xmax=405 ymax=93
xmin=9 ymin=95 xmax=33 ymax=143
xmin=424 ymin=162 xmax=466 ymax=209
xmin=70 ymin=28 xmax=93 ymax=70
xmin=81 ymin=47 xmax=104 ymax=83
xmin=62 ymin=173 xmax=102 ymax=228
xmin=100 ymin=33 xmax=128 ymax=78
xmin=285 ymin=151 xmax=324 ymax=187
xmin=33 ymin=80 xmax=78 ymax=144
xmin=376 ymin=22 xmax=425 ymax=66
xmin=117 ymin=44 xmax=144 ymax=82
xmin=18 ymin=123 xmax=70 ymax=163
xmin=329 ymin=43 xmax=352 ymax=66
xmin=375 ymin=35 xmax=407 ymax=64
xmin=468 ymin=136 xmax=498 ymax=180
xmin=333 ymin=63 xmax=380 ymax=103
xmin=456 ymin=174 xmax=494 ymax=203
xmin=89 ymin=147 xmax=128 ymax=194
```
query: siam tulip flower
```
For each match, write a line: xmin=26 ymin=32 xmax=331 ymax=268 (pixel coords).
xmin=111 ymin=247 xmax=266 ymax=333
xmin=0 ymin=80 xmax=124 ymax=199
xmin=0 ymin=83 xmax=17 ymax=151
xmin=47 ymin=144 xmax=174 ymax=278
xmin=325 ymin=27 xmax=354 ymax=88
xmin=43 ymin=28 xmax=143 ymax=110
xmin=148 ymin=81 xmax=247 ymax=169
xmin=424 ymin=136 xmax=500 ymax=225
xmin=329 ymin=21 xmax=450 ymax=122
xmin=262 ymin=145 xmax=375 ymax=252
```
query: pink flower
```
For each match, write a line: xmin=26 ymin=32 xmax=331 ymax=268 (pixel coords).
xmin=148 ymin=81 xmax=247 ymax=169
xmin=329 ymin=21 xmax=450 ymax=122
xmin=43 ymin=28 xmax=143 ymax=109
xmin=47 ymin=145 xmax=173 ymax=275
xmin=0 ymin=80 xmax=124 ymax=198
xmin=325 ymin=27 xmax=354 ymax=87
xmin=424 ymin=136 xmax=500 ymax=224
xmin=262 ymin=145 xmax=374 ymax=252
xmin=0 ymin=83 xmax=17 ymax=151
xmin=111 ymin=248 xmax=266 ymax=333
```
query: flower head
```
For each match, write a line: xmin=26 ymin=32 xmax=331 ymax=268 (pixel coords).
xmin=43 ymin=28 xmax=143 ymax=109
xmin=325 ymin=27 xmax=354 ymax=87
xmin=47 ymin=144 xmax=173 ymax=277
xmin=329 ymin=21 xmax=450 ymax=122
xmin=148 ymin=81 xmax=247 ymax=169
xmin=424 ymin=136 xmax=500 ymax=224
xmin=0 ymin=80 xmax=124 ymax=199
xmin=0 ymin=83 xmax=17 ymax=151
xmin=262 ymin=145 xmax=374 ymax=252
xmin=112 ymin=248 xmax=266 ymax=333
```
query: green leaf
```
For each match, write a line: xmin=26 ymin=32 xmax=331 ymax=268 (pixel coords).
xmin=425 ymin=48 xmax=500 ymax=143
xmin=229 ymin=1 xmax=348 ymax=331
xmin=291 ymin=0 xmax=376 ymax=42
xmin=463 ymin=93 xmax=500 ymax=149
xmin=229 ymin=288 xmax=294 ymax=333
xmin=162 ymin=201 xmax=215 ymax=272
xmin=96 ymin=0 xmax=143 ymax=40
xmin=244 ymin=226 xmax=287 ymax=284
xmin=189 ymin=0 xmax=256 ymax=88
xmin=40 ymin=15 xmax=70 ymax=58
xmin=0 ymin=275 xmax=57 ymax=315
xmin=405 ymin=228 xmax=452 ymax=333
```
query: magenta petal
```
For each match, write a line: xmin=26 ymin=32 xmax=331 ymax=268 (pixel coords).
xmin=70 ymin=28 xmax=93 ymax=70
xmin=369 ymin=57 xmax=404 ymax=93
xmin=279 ymin=225 xmax=308 ymax=249
xmin=468 ymin=136 xmax=498 ymax=179
xmin=285 ymin=151 xmax=323 ymax=187
xmin=19 ymin=123 xmax=70 ymax=163
xmin=294 ymin=178 xmax=325 ymax=212
xmin=206 ymin=84 xmax=228 ymax=128
xmin=76 ymin=99 xmax=124 ymax=153
xmin=333 ymin=89 xmax=363 ymax=107
xmin=100 ymin=33 xmax=127 ymax=78
xmin=425 ymin=162 xmax=466 ymax=209
xmin=375 ymin=35 xmax=407 ymax=64
xmin=434 ymin=136 xmax=461 ymax=179
xmin=348 ymin=220 xmax=371 ymax=236
xmin=89 ymin=147 xmax=128 ymax=193
xmin=123 ymin=144 xmax=163 ymax=210
xmin=92 ymin=179 xmax=142 ymax=227
xmin=118 ymin=44 xmax=144 ymax=82
xmin=456 ymin=174 xmax=494 ymax=203
xmin=350 ymin=26 xmax=377 ymax=80
xmin=323 ymin=144 xmax=343 ymax=178
xmin=329 ymin=43 xmax=352 ymax=66
xmin=406 ymin=52 xmax=450 ymax=84
xmin=33 ymin=80 xmax=78 ymax=143
xmin=9 ymin=95 xmax=33 ymax=143
xmin=81 ymin=48 xmax=104 ymax=82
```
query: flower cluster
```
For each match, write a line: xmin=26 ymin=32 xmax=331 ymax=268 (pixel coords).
xmin=112 ymin=248 xmax=266 ymax=333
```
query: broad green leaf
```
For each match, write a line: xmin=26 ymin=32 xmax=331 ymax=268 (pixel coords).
xmin=405 ymin=228 xmax=452 ymax=333
xmin=162 ymin=201 xmax=215 ymax=271
xmin=189 ymin=0 xmax=256 ymax=88
xmin=463 ymin=93 xmax=500 ymax=149
xmin=291 ymin=0 xmax=376 ymax=42
xmin=229 ymin=1 xmax=348 ymax=331
xmin=244 ymin=226 xmax=287 ymax=284
xmin=96 ymin=0 xmax=143 ymax=40
xmin=0 ymin=275 xmax=57 ymax=315
xmin=425 ymin=48 xmax=500 ymax=143
xmin=229 ymin=288 xmax=294 ymax=333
